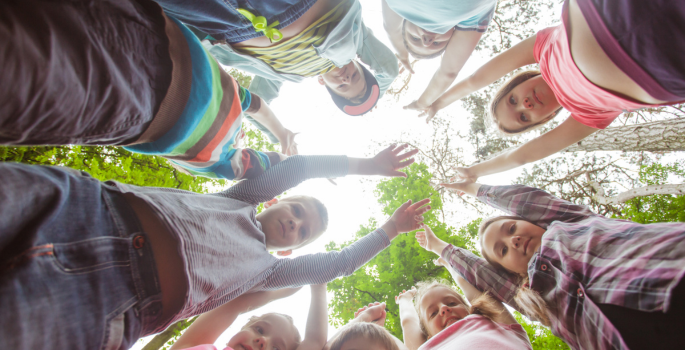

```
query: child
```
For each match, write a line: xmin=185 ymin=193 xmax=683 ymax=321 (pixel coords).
xmin=381 ymin=0 xmax=497 ymax=116
xmin=394 ymin=272 xmax=531 ymax=349
xmin=155 ymin=0 xmax=399 ymax=122
xmin=420 ymin=180 xmax=685 ymax=349
xmin=326 ymin=302 xmax=403 ymax=350
xmin=0 ymin=144 xmax=431 ymax=350
xmin=0 ymin=0 xmax=296 ymax=180
xmin=413 ymin=0 xmax=685 ymax=182
xmin=169 ymin=284 xmax=325 ymax=350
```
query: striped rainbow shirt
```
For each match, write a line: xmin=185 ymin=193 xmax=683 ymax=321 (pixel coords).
xmin=126 ymin=14 xmax=274 ymax=180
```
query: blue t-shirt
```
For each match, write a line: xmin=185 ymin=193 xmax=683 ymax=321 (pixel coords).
xmin=386 ymin=0 xmax=497 ymax=34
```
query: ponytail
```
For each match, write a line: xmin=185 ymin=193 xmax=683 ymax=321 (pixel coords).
xmin=514 ymin=277 xmax=551 ymax=326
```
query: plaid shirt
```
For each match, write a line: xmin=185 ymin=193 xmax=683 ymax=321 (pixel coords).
xmin=442 ymin=185 xmax=685 ymax=350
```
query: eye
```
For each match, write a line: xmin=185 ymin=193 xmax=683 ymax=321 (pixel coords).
xmin=300 ymin=227 xmax=307 ymax=239
xmin=411 ymin=36 xmax=420 ymax=42
xmin=293 ymin=205 xmax=300 ymax=217
xmin=255 ymin=326 xmax=264 ymax=334
xmin=509 ymin=96 xmax=516 ymax=105
xmin=520 ymin=114 xmax=529 ymax=122
xmin=432 ymin=41 xmax=440 ymax=46
xmin=502 ymin=246 xmax=508 ymax=256
xmin=429 ymin=311 xmax=438 ymax=319
xmin=509 ymin=223 xmax=517 ymax=234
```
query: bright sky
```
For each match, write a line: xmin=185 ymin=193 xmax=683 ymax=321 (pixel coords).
xmin=132 ymin=2 xmax=563 ymax=349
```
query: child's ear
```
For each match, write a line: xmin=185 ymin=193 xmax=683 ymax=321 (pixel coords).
xmin=317 ymin=75 xmax=325 ymax=85
xmin=264 ymin=198 xmax=279 ymax=209
xmin=277 ymin=250 xmax=292 ymax=256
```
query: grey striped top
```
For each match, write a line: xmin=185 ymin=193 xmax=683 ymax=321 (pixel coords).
xmin=113 ymin=155 xmax=391 ymax=328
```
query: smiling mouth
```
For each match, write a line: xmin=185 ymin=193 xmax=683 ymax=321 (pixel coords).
xmin=444 ymin=316 xmax=461 ymax=328
xmin=533 ymin=90 xmax=543 ymax=105
xmin=523 ymin=238 xmax=531 ymax=255
xmin=279 ymin=221 xmax=286 ymax=238
xmin=241 ymin=344 xmax=254 ymax=350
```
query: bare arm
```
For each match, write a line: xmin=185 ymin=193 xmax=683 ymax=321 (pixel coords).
xmin=170 ymin=288 xmax=301 ymax=349
xmin=297 ymin=284 xmax=328 ymax=350
xmin=409 ymin=30 xmax=484 ymax=111
xmin=419 ymin=35 xmax=538 ymax=122
xmin=467 ymin=117 xmax=597 ymax=179
xmin=381 ymin=0 xmax=413 ymax=73
xmin=245 ymin=96 xmax=298 ymax=155
xmin=395 ymin=289 xmax=425 ymax=350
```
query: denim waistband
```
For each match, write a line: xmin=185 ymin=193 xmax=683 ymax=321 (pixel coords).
xmin=101 ymin=186 xmax=164 ymax=334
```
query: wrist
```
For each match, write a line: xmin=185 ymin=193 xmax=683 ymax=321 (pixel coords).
xmin=380 ymin=220 xmax=399 ymax=240
xmin=431 ymin=240 xmax=449 ymax=256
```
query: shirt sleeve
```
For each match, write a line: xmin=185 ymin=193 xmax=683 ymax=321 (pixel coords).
xmin=441 ymin=244 xmax=522 ymax=311
xmin=245 ymin=76 xmax=284 ymax=143
xmin=477 ymin=185 xmax=596 ymax=229
xmin=219 ymin=155 xmax=349 ymax=205
xmin=455 ymin=3 xmax=495 ymax=33
xmin=260 ymin=229 xmax=391 ymax=289
xmin=357 ymin=22 xmax=399 ymax=97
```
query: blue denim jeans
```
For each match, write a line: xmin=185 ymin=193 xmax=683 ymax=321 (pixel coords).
xmin=155 ymin=0 xmax=318 ymax=42
xmin=0 ymin=163 xmax=163 ymax=350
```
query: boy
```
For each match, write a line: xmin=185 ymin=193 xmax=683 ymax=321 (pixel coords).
xmin=154 ymin=0 xmax=399 ymax=141
xmin=0 ymin=0 xmax=296 ymax=180
xmin=0 ymin=144 xmax=431 ymax=350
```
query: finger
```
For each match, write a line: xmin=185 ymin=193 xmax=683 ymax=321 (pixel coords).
xmin=396 ymin=148 xmax=419 ymax=160
xmin=397 ymin=157 xmax=416 ymax=170
xmin=390 ymin=143 xmax=408 ymax=155
xmin=408 ymin=198 xmax=431 ymax=211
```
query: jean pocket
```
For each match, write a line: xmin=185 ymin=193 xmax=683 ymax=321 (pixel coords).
xmin=51 ymin=236 xmax=131 ymax=274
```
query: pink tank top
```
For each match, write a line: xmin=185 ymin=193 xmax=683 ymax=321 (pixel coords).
xmin=418 ymin=315 xmax=532 ymax=350
xmin=534 ymin=17 xmax=651 ymax=129
xmin=178 ymin=346 xmax=233 ymax=350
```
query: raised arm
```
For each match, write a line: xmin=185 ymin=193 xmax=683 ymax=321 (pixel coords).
xmin=404 ymin=30 xmax=484 ymax=114
xmin=395 ymin=288 xmax=425 ymax=350
xmin=357 ymin=22 xmax=400 ymax=96
xmin=381 ymin=0 xmax=413 ymax=74
xmin=261 ymin=198 xmax=431 ymax=289
xmin=417 ymin=34 xmax=538 ymax=123
xmin=244 ymin=94 xmax=298 ymax=156
xmin=297 ymin=284 xmax=329 ymax=350
xmin=464 ymin=117 xmax=597 ymax=180
xmin=170 ymin=288 xmax=301 ymax=350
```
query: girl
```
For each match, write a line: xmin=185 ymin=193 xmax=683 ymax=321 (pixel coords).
xmin=420 ymin=180 xmax=685 ymax=349
xmin=327 ymin=302 xmax=403 ymax=350
xmin=381 ymin=0 xmax=497 ymax=114
xmin=170 ymin=285 xmax=326 ymax=350
xmin=156 ymin=0 xmax=398 ymax=118
xmin=414 ymin=0 xmax=685 ymax=182
xmin=394 ymin=271 xmax=531 ymax=349
xmin=0 ymin=0 xmax=297 ymax=181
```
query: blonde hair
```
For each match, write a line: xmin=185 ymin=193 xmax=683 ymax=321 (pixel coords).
xmin=477 ymin=217 xmax=551 ymax=326
xmin=328 ymin=323 xmax=399 ymax=350
xmin=242 ymin=313 xmax=302 ymax=347
xmin=487 ymin=69 xmax=562 ymax=135
xmin=414 ymin=279 xmax=502 ymax=338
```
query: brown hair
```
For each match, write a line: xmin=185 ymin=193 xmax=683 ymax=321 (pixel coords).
xmin=242 ymin=313 xmax=302 ymax=348
xmin=487 ymin=69 xmax=562 ymax=135
xmin=477 ymin=216 xmax=551 ymax=326
xmin=402 ymin=20 xmax=448 ymax=60
xmin=414 ymin=279 xmax=502 ymax=338
xmin=328 ymin=323 xmax=399 ymax=350
xmin=281 ymin=195 xmax=329 ymax=234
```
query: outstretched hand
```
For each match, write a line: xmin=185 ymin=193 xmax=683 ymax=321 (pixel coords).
xmin=415 ymin=224 xmax=448 ymax=256
xmin=440 ymin=167 xmax=479 ymax=196
xmin=418 ymin=104 xmax=440 ymax=124
xmin=353 ymin=302 xmax=388 ymax=326
xmin=403 ymin=100 xmax=429 ymax=113
xmin=368 ymin=144 xmax=419 ymax=178
xmin=395 ymin=287 xmax=417 ymax=304
xmin=279 ymin=128 xmax=299 ymax=156
xmin=382 ymin=198 xmax=431 ymax=240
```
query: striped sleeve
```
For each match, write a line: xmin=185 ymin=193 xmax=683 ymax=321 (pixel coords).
xmin=477 ymin=185 xmax=596 ymax=229
xmin=441 ymin=244 xmax=521 ymax=311
xmin=220 ymin=155 xmax=348 ymax=205
xmin=260 ymin=229 xmax=391 ymax=289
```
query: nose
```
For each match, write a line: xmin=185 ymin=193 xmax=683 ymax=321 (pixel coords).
xmin=254 ymin=336 xmax=266 ymax=349
xmin=422 ymin=35 xmax=432 ymax=47
xmin=511 ymin=235 xmax=521 ymax=249
xmin=439 ymin=304 xmax=450 ymax=316
xmin=288 ymin=218 xmax=302 ymax=232
xmin=522 ymin=97 xmax=534 ymax=109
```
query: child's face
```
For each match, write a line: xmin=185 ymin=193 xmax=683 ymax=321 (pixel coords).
xmin=419 ymin=287 xmax=470 ymax=337
xmin=403 ymin=22 xmax=451 ymax=57
xmin=319 ymin=61 xmax=368 ymax=102
xmin=338 ymin=337 xmax=387 ymax=350
xmin=229 ymin=314 xmax=298 ymax=350
xmin=481 ymin=219 xmax=546 ymax=275
xmin=256 ymin=198 xmax=324 ymax=252
xmin=495 ymin=75 xmax=561 ymax=132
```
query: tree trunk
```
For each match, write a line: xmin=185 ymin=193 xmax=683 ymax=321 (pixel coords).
xmin=141 ymin=317 xmax=197 ymax=350
xmin=589 ymin=182 xmax=685 ymax=206
xmin=563 ymin=118 xmax=685 ymax=153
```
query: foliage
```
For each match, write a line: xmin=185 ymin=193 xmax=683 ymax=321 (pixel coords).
xmin=0 ymin=145 xmax=224 ymax=193
xmin=326 ymin=163 xmax=485 ymax=339
xmin=617 ymin=161 xmax=685 ymax=224
xmin=514 ymin=312 xmax=570 ymax=350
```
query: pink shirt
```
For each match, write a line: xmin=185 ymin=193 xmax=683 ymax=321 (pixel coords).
xmin=534 ymin=21 xmax=651 ymax=129
xmin=418 ymin=315 xmax=532 ymax=350
xmin=178 ymin=346 xmax=233 ymax=350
